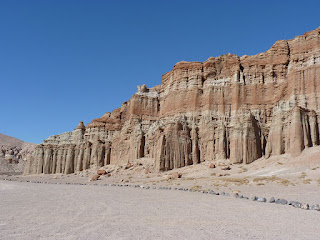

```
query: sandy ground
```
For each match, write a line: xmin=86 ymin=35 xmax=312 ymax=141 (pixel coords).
xmin=1 ymin=180 xmax=320 ymax=240
xmin=2 ymin=147 xmax=320 ymax=239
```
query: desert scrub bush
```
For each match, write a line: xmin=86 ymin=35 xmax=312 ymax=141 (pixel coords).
xmin=253 ymin=176 xmax=290 ymax=185
xmin=279 ymin=179 xmax=290 ymax=186
xmin=221 ymin=178 xmax=249 ymax=186
xmin=303 ymin=179 xmax=312 ymax=184
xmin=238 ymin=166 xmax=248 ymax=173
xmin=211 ymin=183 xmax=220 ymax=187
xmin=241 ymin=167 xmax=248 ymax=172
xmin=253 ymin=175 xmax=280 ymax=183
xmin=190 ymin=185 xmax=202 ymax=191
xmin=299 ymin=172 xmax=307 ymax=179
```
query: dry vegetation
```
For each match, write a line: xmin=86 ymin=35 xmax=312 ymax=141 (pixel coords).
xmin=219 ymin=177 xmax=249 ymax=186
xmin=303 ymin=178 xmax=312 ymax=184
xmin=252 ymin=176 xmax=291 ymax=186
xmin=299 ymin=172 xmax=307 ymax=179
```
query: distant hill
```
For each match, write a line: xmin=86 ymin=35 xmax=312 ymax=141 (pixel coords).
xmin=0 ymin=133 xmax=36 ymax=174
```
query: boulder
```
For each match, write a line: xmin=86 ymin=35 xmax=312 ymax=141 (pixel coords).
xmin=209 ymin=163 xmax=216 ymax=169
xmin=172 ymin=172 xmax=182 ymax=179
xmin=91 ymin=175 xmax=100 ymax=181
xmin=163 ymin=175 xmax=172 ymax=181
xmin=275 ymin=199 xmax=288 ymax=205
xmin=251 ymin=196 xmax=257 ymax=201
xmin=292 ymin=202 xmax=302 ymax=208
xmin=97 ymin=169 xmax=107 ymax=175
xmin=257 ymin=197 xmax=267 ymax=203
xmin=125 ymin=163 xmax=133 ymax=169
xmin=221 ymin=165 xmax=231 ymax=171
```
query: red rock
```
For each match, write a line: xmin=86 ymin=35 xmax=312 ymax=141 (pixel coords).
xmin=209 ymin=163 xmax=216 ymax=168
xmin=172 ymin=172 xmax=182 ymax=179
xmin=97 ymin=169 xmax=107 ymax=175
xmin=91 ymin=175 xmax=100 ymax=181
xmin=24 ymin=27 xmax=320 ymax=175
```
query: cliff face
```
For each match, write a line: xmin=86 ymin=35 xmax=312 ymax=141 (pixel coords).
xmin=25 ymin=27 xmax=320 ymax=175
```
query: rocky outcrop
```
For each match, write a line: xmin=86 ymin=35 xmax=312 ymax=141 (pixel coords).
xmin=0 ymin=133 xmax=36 ymax=173
xmin=25 ymin=27 xmax=320 ymax=175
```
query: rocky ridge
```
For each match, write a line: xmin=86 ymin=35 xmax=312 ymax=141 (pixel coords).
xmin=0 ymin=133 xmax=36 ymax=173
xmin=25 ymin=27 xmax=320 ymax=175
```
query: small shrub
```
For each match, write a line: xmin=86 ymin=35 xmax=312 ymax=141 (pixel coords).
xmin=222 ymin=178 xmax=249 ymax=186
xmin=241 ymin=167 xmax=248 ymax=172
xmin=303 ymin=179 xmax=312 ymax=184
xmin=279 ymin=179 xmax=290 ymax=186
xmin=299 ymin=172 xmax=307 ymax=179
xmin=190 ymin=185 xmax=202 ymax=191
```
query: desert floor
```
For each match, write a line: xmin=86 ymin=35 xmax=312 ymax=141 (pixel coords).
xmin=2 ymin=147 xmax=320 ymax=239
xmin=1 ymin=180 xmax=320 ymax=240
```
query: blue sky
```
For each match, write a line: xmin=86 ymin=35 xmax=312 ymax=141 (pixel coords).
xmin=1 ymin=0 xmax=319 ymax=143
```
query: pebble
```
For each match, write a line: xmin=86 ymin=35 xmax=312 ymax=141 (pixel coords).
xmin=292 ymin=202 xmax=301 ymax=208
xmin=250 ymin=196 xmax=257 ymax=201
xmin=3 ymin=178 xmax=319 ymax=213
xmin=257 ymin=197 xmax=267 ymax=203
xmin=275 ymin=199 xmax=288 ymax=205
xmin=301 ymin=203 xmax=309 ymax=210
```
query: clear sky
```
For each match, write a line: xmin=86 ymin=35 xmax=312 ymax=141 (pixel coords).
xmin=1 ymin=0 xmax=319 ymax=143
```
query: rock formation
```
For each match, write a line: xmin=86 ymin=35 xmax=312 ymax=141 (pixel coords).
xmin=25 ymin=27 xmax=320 ymax=175
xmin=0 ymin=133 xmax=35 ymax=173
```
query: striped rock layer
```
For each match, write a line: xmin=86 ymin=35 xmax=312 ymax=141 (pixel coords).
xmin=25 ymin=27 xmax=320 ymax=174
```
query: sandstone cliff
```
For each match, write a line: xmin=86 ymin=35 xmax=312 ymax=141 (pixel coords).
xmin=25 ymin=27 xmax=320 ymax=175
